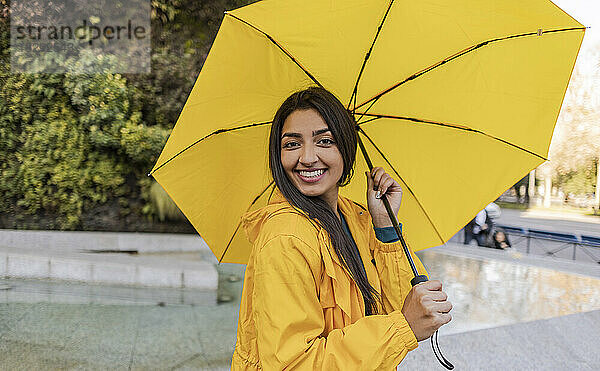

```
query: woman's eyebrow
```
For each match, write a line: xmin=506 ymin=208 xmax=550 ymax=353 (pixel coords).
xmin=281 ymin=132 xmax=302 ymax=139
xmin=312 ymin=128 xmax=330 ymax=136
xmin=281 ymin=128 xmax=330 ymax=139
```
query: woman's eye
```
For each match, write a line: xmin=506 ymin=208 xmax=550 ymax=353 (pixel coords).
xmin=282 ymin=141 xmax=299 ymax=149
xmin=318 ymin=138 xmax=335 ymax=146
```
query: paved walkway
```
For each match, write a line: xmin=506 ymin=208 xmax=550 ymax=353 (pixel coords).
xmin=495 ymin=208 xmax=600 ymax=237
xmin=1 ymin=243 xmax=599 ymax=370
xmin=402 ymin=309 xmax=600 ymax=370
xmin=0 ymin=263 xmax=243 ymax=370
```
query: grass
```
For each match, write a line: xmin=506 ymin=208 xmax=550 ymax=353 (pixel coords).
xmin=495 ymin=201 xmax=528 ymax=210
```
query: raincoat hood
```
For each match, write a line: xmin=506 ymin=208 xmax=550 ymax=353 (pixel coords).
xmin=241 ymin=186 xmax=361 ymax=245
xmin=240 ymin=187 xmax=311 ymax=245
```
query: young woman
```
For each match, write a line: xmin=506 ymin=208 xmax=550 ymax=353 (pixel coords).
xmin=231 ymin=87 xmax=452 ymax=370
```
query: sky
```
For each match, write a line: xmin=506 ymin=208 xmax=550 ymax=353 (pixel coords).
xmin=546 ymin=0 xmax=599 ymax=163
xmin=551 ymin=0 xmax=600 ymax=62
xmin=550 ymin=0 xmax=599 ymax=110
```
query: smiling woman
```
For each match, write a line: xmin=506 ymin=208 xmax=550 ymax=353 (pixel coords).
xmin=268 ymin=88 xmax=384 ymax=315
xmin=231 ymin=87 xmax=451 ymax=370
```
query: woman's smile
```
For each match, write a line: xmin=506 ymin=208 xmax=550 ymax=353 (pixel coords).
xmin=296 ymin=168 xmax=327 ymax=182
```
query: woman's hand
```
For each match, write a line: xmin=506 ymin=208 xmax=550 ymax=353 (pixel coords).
xmin=365 ymin=167 xmax=403 ymax=228
xmin=401 ymin=280 xmax=453 ymax=341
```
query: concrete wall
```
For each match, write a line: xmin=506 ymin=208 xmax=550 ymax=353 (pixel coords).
xmin=0 ymin=247 xmax=217 ymax=290
xmin=0 ymin=229 xmax=211 ymax=254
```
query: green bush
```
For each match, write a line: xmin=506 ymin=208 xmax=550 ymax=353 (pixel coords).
xmin=0 ymin=53 xmax=166 ymax=228
xmin=556 ymin=161 xmax=598 ymax=197
xmin=0 ymin=0 xmax=255 ymax=231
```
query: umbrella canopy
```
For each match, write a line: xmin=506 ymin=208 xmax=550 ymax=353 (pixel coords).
xmin=149 ymin=0 xmax=584 ymax=264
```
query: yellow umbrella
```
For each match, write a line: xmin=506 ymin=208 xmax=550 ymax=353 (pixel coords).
xmin=149 ymin=0 xmax=584 ymax=264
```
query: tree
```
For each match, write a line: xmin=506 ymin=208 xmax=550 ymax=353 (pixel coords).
xmin=546 ymin=44 xmax=600 ymax=208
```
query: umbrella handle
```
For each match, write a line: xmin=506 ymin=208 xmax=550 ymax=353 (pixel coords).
xmin=357 ymin=132 xmax=454 ymax=370
xmin=356 ymin=133 xmax=423 ymax=278
xmin=411 ymin=274 xmax=429 ymax=286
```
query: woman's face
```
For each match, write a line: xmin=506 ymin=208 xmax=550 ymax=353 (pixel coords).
xmin=280 ymin=108 xmax=344 ymax=201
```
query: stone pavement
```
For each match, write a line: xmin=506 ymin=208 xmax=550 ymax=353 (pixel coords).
xmin=0 ymin=263 xmax=243 ymax=370
xmin=2 ymin=242 xmax=599 ymax=370
xmin=402 ymin=309 xmax=600 ymax=370
xmin=0 ymin=302 xmax=233 ymax=370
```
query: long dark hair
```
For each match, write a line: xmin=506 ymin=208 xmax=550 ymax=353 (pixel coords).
xmin=269 ymin=87 xmax=381 ymax=315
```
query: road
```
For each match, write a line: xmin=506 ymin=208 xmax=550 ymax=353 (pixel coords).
xmin=495 ymin=208 xmax=600 ymax=237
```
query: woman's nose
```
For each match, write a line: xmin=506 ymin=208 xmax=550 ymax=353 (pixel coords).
xmin=299 ymin=144 xmax=318 ymax=165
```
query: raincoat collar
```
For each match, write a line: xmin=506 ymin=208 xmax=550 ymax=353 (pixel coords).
xmin=241 ymin=186 xmax=350 ymax=259
xmin=242 ymin=186 xmax=377 ymax=285
xmin=266 ymin=186 xmax=354 ymax=215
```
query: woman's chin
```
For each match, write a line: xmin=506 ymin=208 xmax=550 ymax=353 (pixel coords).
xmin=289 ymin=174 xmax=340 ymax=199
xmin=297 ymin=186 xmax=324 ymax=198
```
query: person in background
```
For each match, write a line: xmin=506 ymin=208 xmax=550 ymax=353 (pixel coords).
xmin=463 ymin=217 xmax=477 ymax=245
xmin=474 ymin=208 xmax=493 ymax=246
xmin=492 ymin=230 xmax=511 ymax=250
xmin=464 ymin=208 xmax=490 ymax=246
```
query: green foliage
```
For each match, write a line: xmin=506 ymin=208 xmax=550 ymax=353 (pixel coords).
xmin=556 ymin=160 xmax=598 ymax=197
xmin=148 ymin=179 xmax=185 ymax=222
xmin=120 ymin=121 xmax=170 ymax=165
xmin=0 ymin=69 xmax=134 ymax=228
xmin=0 ymin=0 xmax=255 ymax=230
xmin=0 ymin=54 xmax=167 ymax=228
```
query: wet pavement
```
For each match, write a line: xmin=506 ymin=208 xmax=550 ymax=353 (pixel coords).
xmin=1 ymin=243 xmax=600 ymax=370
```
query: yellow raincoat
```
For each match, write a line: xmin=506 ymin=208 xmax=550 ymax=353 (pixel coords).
xmin=231 ymin=188 xmax=428 ymax=370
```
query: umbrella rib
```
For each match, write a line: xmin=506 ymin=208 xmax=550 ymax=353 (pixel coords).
xmin=354 ymin=115 xmax=380 ymax=126
xmin=357 ymin=127 xmax=445 ymax=245
xmin=356 ymin=113 xmax=548 ymax=161
xmin=347 ymin=0 xmax=395 ymax=112
xmin=219 ymin=181 xmax=276 ymax=263
xmin=149 ymin=121 xmax=271 ymax=176
xmin=353 ymin=26 xmax=586 ymax=118
xmin=225 ymin=13 xmax=324 ymax=89
xmin=267 ymin=181 xmax=277 ymax=202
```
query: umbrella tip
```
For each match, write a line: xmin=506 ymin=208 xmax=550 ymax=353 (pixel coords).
xmin=147 ymin=172 xmax=152 ymax=177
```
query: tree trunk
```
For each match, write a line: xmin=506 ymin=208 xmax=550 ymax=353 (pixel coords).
xmin=528 ymin=169 xmax=536 ymax=197
xmin=544 ymin=172 xmax=552 ymax=208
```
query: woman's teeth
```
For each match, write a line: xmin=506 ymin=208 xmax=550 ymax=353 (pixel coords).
xmin=298 ymin=169 xmax=325 ymax=178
